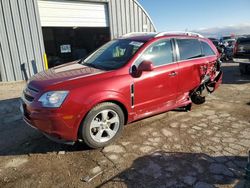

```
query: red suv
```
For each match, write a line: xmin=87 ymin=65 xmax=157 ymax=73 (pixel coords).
xmin=20 ymin=32 xmax=222 ymax=148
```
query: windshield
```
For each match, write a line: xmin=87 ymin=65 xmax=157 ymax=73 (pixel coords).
xmin=82 ymin=39 xmax=145 ymax=70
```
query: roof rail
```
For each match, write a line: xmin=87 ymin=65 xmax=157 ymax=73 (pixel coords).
xmin=122 ymin=32 xmax=157 ymax=38
xmin=155 ymin=31 xmax=205 ymax=38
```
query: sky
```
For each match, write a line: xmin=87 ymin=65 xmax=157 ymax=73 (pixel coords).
xmin=138 ymin=0 xmax=250 ymax=37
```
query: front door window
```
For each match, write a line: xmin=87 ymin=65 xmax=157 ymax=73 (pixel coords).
xmin=135 ymin=39 xmax=174 ymax=67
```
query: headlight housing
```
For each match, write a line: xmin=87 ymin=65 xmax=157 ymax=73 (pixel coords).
xmin=38 ymin=91 xmax=69 ymax=108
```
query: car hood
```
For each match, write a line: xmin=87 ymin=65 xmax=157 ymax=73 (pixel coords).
xmin=28 ymin=61 xmax=105 ymax=90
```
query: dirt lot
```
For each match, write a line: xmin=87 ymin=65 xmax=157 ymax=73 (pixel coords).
xmin=0 ymin=62 xmax=250 ymax=188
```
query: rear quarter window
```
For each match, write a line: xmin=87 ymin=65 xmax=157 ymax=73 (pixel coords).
xmin=176 ymin=39 xmax=202 ymax=60
xmin=201 ymin=41 xmax=215 ymax=56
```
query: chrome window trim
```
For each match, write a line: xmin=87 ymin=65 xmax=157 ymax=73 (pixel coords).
xmin=176 ymin=55 xmax=217 ymax=64
xmin=130 ymin=37 xmax=217 ymax=71
xmin=148 ymin=55 xmax=217 ymax=69
xmin=131 ymin=55 xmax=218 ymax=71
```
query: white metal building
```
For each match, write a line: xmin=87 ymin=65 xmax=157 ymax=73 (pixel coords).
xmin=0 ymin=0 xmax=156 ymax=82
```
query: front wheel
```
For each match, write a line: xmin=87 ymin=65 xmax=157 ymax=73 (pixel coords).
xmin=80 ymin=102 xmax=124 ymax=148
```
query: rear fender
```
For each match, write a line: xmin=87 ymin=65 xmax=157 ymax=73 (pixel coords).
xmin=191 ymin=70 xmax=222 ymax=96
xmin=205 ymin=71 xmax=223 ymax=93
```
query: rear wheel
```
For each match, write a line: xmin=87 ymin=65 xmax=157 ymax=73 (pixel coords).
xmin=80 ymin=102 xmax=124 ymax=148
xmin=191 ymin=86 xmax=206 ymax=105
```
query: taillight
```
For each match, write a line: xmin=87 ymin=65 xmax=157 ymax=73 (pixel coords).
xmin=233 ymin=42 xmax=238 ymax=54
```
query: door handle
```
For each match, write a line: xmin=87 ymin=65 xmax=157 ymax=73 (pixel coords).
xmin=168 ymin=71 xmax=177 ymax=77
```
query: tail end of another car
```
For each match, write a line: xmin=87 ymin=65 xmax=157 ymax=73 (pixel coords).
xmin=233 ymin=36 xmax=250 ymax=74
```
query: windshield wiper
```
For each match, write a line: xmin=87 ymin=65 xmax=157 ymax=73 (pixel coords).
xmin=82 ymin=63 xmax=97 ymax=68
xmin=82 ymin=63 xmax=108 ymax=70
xmin=78 ymin=58 xmax=84 ymax=64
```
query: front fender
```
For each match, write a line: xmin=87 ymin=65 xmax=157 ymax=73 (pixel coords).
xmin=75 ymin=90 xmax=131 ymax=126
xmin=71 ymin=90 xmax=131 ymax=140
xmin=85 ymin=90 xmax=130 ymax=111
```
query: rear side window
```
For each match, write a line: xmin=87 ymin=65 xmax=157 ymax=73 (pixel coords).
xmin=201 ymin=41 xmax=215 ymax=56
xmin=176 ymin=39 xmax=202 ymax=60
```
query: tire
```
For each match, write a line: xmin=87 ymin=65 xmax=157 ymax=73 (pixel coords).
xmin=80 ymin=102 xmax=124 ymax=148
xmin=191 ymin=94 xmax=206 ymax=105
xmin=239 ymin=63 xmax=247 ymax=75
xmin=191 ymin=86 xmax=206 ymax=105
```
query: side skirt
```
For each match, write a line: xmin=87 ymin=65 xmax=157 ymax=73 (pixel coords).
xmin=130 ymin=94 xmax=192 ymax=123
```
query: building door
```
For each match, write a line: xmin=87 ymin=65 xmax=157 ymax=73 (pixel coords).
xmin=38 ymin=0 xmax=110 ymax=67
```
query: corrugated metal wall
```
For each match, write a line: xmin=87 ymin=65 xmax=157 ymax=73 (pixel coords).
xmin=0 ymin=0 xmax=156 ymax=82
xmin=0 ymin=0 xmax=45 ymax=82
xmin=109 ymin=0 xmax=156 ymax=39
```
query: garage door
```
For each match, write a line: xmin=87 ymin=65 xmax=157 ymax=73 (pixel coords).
xmin=38 ymin=0 xmax=109 ymax=27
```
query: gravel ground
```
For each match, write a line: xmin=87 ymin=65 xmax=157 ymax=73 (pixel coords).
xmin=0 ymin=62 xmax=250 ymax=188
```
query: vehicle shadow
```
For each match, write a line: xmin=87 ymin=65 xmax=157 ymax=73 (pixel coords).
xmin=221 ymin=64 xmax=250 ymax=84
xmin=97 ymin=151 xmax=249 ymax=188
xmin=0 ymin=98 xmax=91 ymax=156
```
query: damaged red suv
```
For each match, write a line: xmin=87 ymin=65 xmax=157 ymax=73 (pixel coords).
xmin=21 ymin=32 xmax=222 ymax=148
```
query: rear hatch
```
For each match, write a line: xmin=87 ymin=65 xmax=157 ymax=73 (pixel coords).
xmin=234 ymin=37 xmax=250 ymax=59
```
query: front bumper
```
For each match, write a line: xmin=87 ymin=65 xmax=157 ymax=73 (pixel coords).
xmin=22 ymin=116 xmax=75 ymax=145
xmin=20 ymin=100 xmax=78 ymax=144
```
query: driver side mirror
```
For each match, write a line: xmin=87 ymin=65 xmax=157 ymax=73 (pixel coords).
xmin=138 ymin=60 xmax=154 ymax=72
xmin=131 ymin=60 xmax=154 ymax=77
